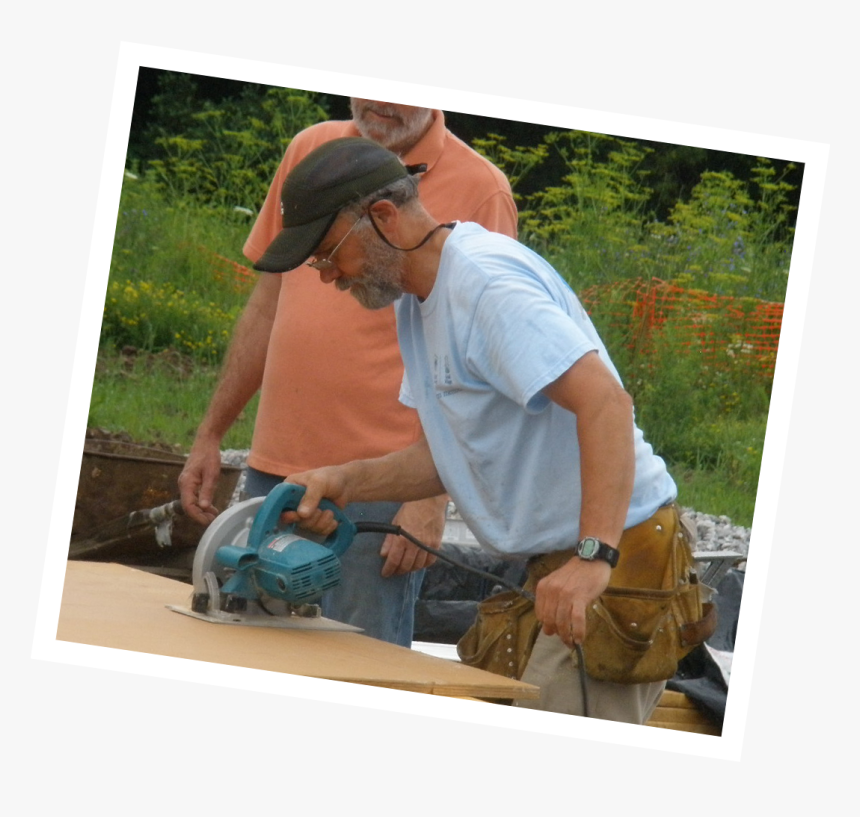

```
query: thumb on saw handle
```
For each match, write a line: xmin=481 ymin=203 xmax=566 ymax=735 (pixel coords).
xmin=283 ymin=467 xmax=351 ymax=529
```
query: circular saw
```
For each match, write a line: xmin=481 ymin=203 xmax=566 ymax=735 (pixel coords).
xmin=168 ymin=483 xmax=362 ymax=632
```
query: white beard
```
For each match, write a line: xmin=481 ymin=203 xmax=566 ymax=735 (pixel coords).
xmin=335 ymin=233 xmax=406 ymax=310
xmin=350 ymin=101 xmax=433 ymax=156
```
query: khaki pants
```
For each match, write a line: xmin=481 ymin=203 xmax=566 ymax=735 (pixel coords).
xmin=512 ymin=630 xmax=666 ymax=723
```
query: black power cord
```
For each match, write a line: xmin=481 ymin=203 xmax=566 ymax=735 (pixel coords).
xmin=355 ymin=521 xmax=535 ymax=601
xmin=354 ymin=521 xmax=590 ymax=717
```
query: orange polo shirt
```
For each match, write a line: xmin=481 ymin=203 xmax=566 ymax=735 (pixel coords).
xmin=243 ymin=111 xmax=518 ymax=475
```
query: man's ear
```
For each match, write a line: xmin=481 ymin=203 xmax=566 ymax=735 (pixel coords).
xmin=367 ymin=198 xmax=399 ymax=228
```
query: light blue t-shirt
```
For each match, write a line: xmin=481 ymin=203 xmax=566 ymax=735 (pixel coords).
xmin=396 ymin=222 xmax=676 ymax=559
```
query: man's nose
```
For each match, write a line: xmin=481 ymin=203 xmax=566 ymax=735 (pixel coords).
xmin=319 ymin=266 xmax=340 ymax=285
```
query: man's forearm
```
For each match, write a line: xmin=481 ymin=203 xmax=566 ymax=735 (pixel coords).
xmin=575 ymin=391 xmax=635 ymax=547
xmin=342 ymin=435 xmax=446 ymax=504
xmin=288 ymin=434 xmax=445 ymax=527
xmin=194 ymin=274 xmax=280 ymax=444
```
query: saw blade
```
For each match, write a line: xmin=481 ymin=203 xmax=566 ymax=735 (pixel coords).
xmin=191 ymin=496 xmax=264 ymax=597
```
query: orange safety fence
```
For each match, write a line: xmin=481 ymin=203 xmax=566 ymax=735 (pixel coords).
xmin=200 ymin=246 xmax=257 ymax=291
xmin=578 ymin=278 xmax=782 ymax=380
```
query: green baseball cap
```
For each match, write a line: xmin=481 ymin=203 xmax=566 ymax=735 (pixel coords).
xmin=254 ymin=137 xmax=416 ymax=273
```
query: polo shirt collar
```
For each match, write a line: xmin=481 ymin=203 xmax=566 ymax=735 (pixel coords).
xmin=401 ymin=110 xmax=446 ymax=172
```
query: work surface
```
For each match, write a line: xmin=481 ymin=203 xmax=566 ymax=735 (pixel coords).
xmin=56 ymin=561 xmax=539 ymax=701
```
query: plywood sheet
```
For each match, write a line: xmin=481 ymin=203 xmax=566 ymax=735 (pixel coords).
xmin=57 ymin=561 xmax=539 ymax=701
xmin=645 ymin=690 xmax=722 ymax=736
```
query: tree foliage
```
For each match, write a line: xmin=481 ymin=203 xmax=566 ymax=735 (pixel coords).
xmin=133 ymin=72 xmax=330 ymax=211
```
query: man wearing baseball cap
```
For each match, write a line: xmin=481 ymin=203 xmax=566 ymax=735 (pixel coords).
xmin=254 ymin=137 xmax=431 ymax=274
xmin=179 ymin=102 xmax=517 ymax=647
xmin=270 ymin=136 xmax=705 ymax=723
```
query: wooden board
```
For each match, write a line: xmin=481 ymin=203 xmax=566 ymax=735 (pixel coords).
xmin=645 ymin=690 xmax=722 ymax=736
xmin=56 ymin=561 xmax=539 ymax=701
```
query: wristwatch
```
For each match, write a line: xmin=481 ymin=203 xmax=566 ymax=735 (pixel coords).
xmin=575 ymin=536 xmax=619 ymax=568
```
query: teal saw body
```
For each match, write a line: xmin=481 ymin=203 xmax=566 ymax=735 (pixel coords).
xmin=169 ymin=483 xmax=361 ymax=631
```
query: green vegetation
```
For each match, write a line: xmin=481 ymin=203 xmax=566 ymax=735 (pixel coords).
xmin=90 ymin=81 xmax=800 ymax=527
xmin=613 ymin=322 xmax=770 ymax=526
xmin=104 ymin=172 xmax=254 ymax=362
xmin=483 ymin=130 xmax=796 ymax=301
xmin=135 ymin=74 xmax=330 ymax=210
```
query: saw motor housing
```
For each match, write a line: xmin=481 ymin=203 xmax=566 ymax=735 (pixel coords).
xmin=190 ymin=483 xmax=357 ymax=618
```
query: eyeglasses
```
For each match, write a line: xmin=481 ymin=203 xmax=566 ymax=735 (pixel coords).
xmin=308 ymin=215 xmax=364 ymax=271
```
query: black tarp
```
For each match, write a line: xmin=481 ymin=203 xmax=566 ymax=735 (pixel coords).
xmin=415 ymin=543 xmax=527 ymax=643
xmin=666 ymin=568 xmax=743 ymax=727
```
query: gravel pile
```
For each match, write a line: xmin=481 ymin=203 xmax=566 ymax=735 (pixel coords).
xmin=682 ymin=509 xmax=750 ymax=561
xmin=220 ymin=449 xmax=751 ymax=562
xmin=221 ymin=449 xmax=251 ymax=469
xmin=222 ymin=449 xmax=250 ymax=503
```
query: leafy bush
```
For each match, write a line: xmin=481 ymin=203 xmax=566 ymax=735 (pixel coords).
xmin=102 ymin=83 xmax=334 ymax=366
xmin=483 ymin=130 xmax=797 ymax=302
xmin=470 ymin=133 xmax=549 ymax=201
xmin=143 ymin=82 xmax=330 ymax=211
xmin=646 ymin=159 xmax=796 ymax=300
xmin=520 ymin=132 xmax=653 ymax=252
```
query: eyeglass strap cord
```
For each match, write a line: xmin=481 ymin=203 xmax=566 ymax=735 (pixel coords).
xmin=366 ymin=211 xmax=455 ymax=252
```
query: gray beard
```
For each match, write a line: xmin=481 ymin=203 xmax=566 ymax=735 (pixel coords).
xmin=350 ymin=102 xmax=433 ymax=155
xmin=337 ymin=275 xmax=402 ymax=310
xmin=335 ymin=235 xmax=406 ymax=310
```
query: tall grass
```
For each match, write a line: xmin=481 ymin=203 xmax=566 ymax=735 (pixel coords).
xmin=89 ymin=348 xmax=259 ymax=451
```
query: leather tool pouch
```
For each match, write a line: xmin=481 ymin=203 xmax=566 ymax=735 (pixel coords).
xmin=456 ymin=589 xmax=541 ymax=680
xmin=456 ymin=505 xmax=717 ymax=684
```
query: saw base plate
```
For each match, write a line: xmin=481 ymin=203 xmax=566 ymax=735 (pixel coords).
xmin=167 ymin=605 xmax=363 ymax=632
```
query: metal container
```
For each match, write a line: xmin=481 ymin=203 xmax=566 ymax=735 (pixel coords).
xmin=69 ymin=434 xmax=243 ymax=580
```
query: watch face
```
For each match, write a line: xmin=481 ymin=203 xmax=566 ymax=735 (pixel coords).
xmin=578 ymin=538 xmax=600 ymax=559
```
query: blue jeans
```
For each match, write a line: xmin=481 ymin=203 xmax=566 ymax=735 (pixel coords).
xmin=243 ymin=466 xmax=424 ymax=647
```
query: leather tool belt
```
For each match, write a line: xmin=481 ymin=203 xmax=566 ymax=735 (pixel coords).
xmin=457 ymin=504 xmax=717 ymax=684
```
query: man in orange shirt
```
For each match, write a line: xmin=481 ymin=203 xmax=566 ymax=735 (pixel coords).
xmin=179 ymin=100 xmax=517 ymax=646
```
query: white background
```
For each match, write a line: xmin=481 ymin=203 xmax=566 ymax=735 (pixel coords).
xmin=6 ymin=3 xmax=856 ymax=813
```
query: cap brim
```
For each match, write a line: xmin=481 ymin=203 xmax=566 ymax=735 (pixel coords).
xmin=253 ymin=211 xmax=336 ymax=273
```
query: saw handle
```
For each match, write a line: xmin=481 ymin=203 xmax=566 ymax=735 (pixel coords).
xmin=246 ymin=482 xmax=357 ymax=558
